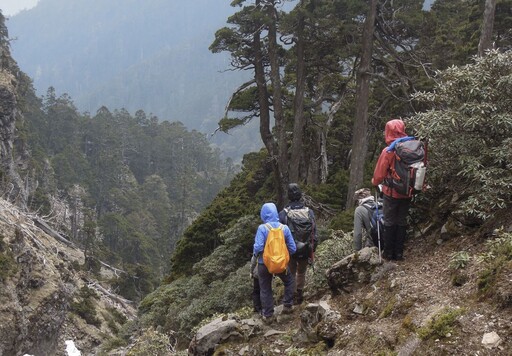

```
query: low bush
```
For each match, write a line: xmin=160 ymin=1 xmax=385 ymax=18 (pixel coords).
xmin=417 ymin=307 xmax=464 ymax=340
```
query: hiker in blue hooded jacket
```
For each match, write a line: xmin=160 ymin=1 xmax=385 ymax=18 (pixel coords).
xmin=253 ymin=202 xmax=296 ymax=322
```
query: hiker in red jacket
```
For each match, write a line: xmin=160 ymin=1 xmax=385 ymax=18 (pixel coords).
xmin=372 ymin=119 xmax=412 ymax=260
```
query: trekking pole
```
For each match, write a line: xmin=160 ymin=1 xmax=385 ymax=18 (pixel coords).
xmin=375 ymin=190 xmax=382 ymax=263
xmin=309 ymin=221 xmax=316 ymax=272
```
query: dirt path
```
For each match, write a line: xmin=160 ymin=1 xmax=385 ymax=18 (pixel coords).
xmin=324 ymin=231 xmax=512 ymax=355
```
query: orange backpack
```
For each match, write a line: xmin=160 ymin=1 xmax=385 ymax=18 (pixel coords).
xmin=262 ymin=223 xmax=290 ymax=274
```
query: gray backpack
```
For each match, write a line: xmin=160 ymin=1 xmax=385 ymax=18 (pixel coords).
xmin=285 ymin=207 xmax=314 ymax=258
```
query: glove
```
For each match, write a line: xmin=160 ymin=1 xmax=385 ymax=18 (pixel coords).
xmin=250 ymin=255 xmax=258 ymax=279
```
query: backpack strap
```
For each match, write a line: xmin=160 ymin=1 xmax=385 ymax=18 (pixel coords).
xmin=265 ymin=223 xmax=282 ymax=230
xmin=386 ymin=136 xmax=415 ymax=152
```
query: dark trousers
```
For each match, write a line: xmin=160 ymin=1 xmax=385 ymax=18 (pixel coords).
xmin=382 ymin=194 xmax=410 ymax=227
xmin=288 ymin=256 xmax=308 ymax=292
xmin=252 ymin=277 xmax=261 ymax=313
xmin=258 ymin=263 xmax=294 ymax=317
xmin=382 ymin=195 xmax=411 ymax=259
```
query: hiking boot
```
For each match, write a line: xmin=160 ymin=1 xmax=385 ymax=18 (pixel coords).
xmin=395 ymin=226 xmax=407 ymax=260
xmin=294 ymin=289 xmax=304 ymax=305
xmin=262 ymin=315 xmax=275 ymax=325
xmin=383 ymin=225 xmax=397 ymax=259
xmin=282 ymin=305 xmax=293 ymax=314
xmin=383 ymin=249 xmax=394 ymax=260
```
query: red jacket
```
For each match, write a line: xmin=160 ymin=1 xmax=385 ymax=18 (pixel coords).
xmin=372 ymin=119 xmax=410 ymax=199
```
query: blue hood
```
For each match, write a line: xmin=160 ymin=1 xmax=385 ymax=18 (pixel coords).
xmin=260 ymin=202 xmax=279 ymax=223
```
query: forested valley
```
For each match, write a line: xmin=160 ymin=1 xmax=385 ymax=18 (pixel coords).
xmin=1 ymin=0 xmax=512 ymax=355
xmin=2 ymin=12 xmax=237 ymax=300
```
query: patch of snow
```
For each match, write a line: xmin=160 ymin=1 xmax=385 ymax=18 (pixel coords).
xmin=65 ymin=340 xmax=81 ymax=356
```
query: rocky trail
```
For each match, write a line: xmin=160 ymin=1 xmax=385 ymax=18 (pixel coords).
xmin=190 ymin=224 xmax=512 ymax=355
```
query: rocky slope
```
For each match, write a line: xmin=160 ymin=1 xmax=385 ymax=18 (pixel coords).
xmin=0 ymin=198 xmax=135 ymax=356
xmin=0 ymin=54 xmax=28 ymax=207
xmin=188 ymin=221 xmax=512 ymax=355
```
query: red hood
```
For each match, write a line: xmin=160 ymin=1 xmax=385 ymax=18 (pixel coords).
xmin=384 ymin=119 xmax=407 ymax=145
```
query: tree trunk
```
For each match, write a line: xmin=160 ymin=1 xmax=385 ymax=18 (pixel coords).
xmin=254 ymin=1 xmax=272 ymax=156
xmin=253 ymin=0 xmax=285 ymax=206
xmin=289 ymin=4 xmax=306 ymax=185
xmin=345 ymin=0 xmax=378 ymax=210
xmin=267 ymin=3 xmax=288 ymax=208
xmin=320 ymin=97 xmax=344 ymax=183
xmin=478 ymin=0 xmax=497 ymax=56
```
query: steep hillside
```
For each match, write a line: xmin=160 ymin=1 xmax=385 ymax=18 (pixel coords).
xmin=0 ymin=198 xmax=135 ymax=355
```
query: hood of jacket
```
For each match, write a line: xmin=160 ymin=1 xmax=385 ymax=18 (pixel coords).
xmin=260 ymin=202 xmax=279 ymax=223
xmin=358 ymin=195 xmax=375 ymax=207
xmin=384 ymin=119 xmax=407 ymax=145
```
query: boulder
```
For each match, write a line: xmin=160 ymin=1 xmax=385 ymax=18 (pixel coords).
xmin=188 ymin=317 xmax=243 ymax=355
xmin=482 ymin=331 xmax=502 ymax=349
xmin=325 ymin=247 xmax=381 ymax=294
xmin=295 ymin=300 xmax=341 ymax=344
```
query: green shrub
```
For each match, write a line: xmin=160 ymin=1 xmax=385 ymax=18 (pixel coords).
xmin=70 ymin=286 xmax=101 ymax=327
xmin=0 ymin=254 xmax=16 ymax=281
xmin=0 ymin=234 xmax=16 ymax=281
xmin=98 ymin=336 xmax=127 ymax=354
xmin=328 ymin=208 xmax=355 ymax=231
xmin=127 ymin=327 xmax=174 ymax=356
xmin=304 ymin=230 xmax=353 ymax=296
xmin=412 ymin=50 xmax=512 ymax=220
xmin=102 ymin=307 xmax=127 ymax=334
xmin=449 ymin=251 xmax=471 ymax=270
xmin=477 ymin=229 xmax=512 ymax=301
xmin=379 ymin=296 xmax=396 ymax=319
xmin=417 ymin=307 xmax=464 ymax=340
xmin=107 ymin=306 xmax=128 ymax=325
xmin=192 ymin=215 xmax=258 ymax=283
xmin=139 ymin=217 xmax=256 ymax=343
xmin=451 ymin=271 xmax=469 ymax=287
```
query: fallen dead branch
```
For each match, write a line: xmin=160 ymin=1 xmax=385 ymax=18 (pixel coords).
xmin=33 ymin=217 xmax=75 ymax=247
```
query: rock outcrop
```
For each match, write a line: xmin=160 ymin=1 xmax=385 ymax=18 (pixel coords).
xmin=0 ymin=12 xmax=29 ymax=208
xmin=0 ymin=198 xmax=135 ymax=355
xmin=325 ymin=247 xmax=382 ymax=294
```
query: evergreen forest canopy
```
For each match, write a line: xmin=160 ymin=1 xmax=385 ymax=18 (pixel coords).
xmin=36 ymin=95 xmax=234 ymax=298
xmin=1 ymin=0 xmax=512 ymax=351
xmin=7 ymin=0 xmax=259 ymax=160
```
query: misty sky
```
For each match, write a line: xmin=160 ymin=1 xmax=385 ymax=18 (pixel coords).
xmin=0 ymin=0 xmax=433 ymax=17
xmin=0 ymin=0 xmax=39 ymax=16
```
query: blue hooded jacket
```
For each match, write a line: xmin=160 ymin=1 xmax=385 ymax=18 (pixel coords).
xmin=253 ymin=202 xmax=296 ymax=264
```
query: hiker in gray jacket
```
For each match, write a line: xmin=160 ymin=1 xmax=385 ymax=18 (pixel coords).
xmin=353 ymin=188 xmax=375 ymax=251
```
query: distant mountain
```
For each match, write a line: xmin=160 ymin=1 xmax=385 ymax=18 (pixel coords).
xmin=7 ymin=0 xmax=259 ymax=159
